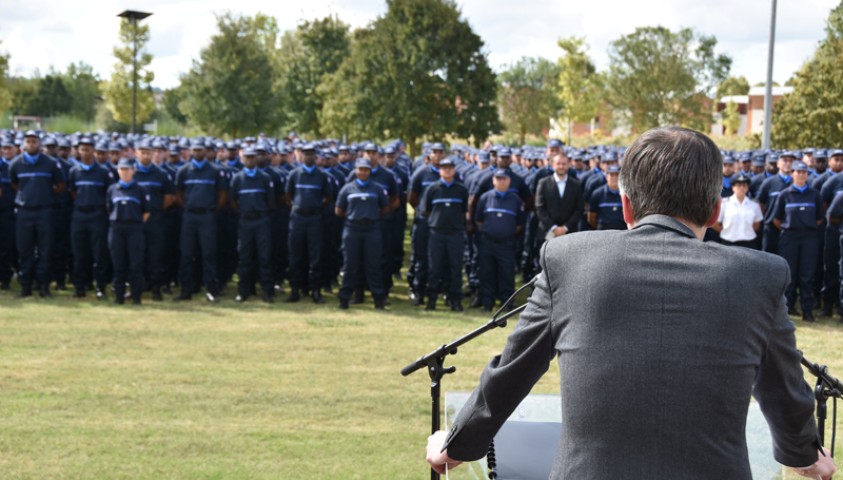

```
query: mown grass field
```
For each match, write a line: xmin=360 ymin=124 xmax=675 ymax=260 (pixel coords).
xmin=0 ymin=282 xmax=841 ymax=479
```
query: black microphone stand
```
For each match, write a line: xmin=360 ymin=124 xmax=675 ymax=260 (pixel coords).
xmin=402 ymin=277 xmax=538 ymax=480
xmin=800 ymin=352 xmax=841 ymax=457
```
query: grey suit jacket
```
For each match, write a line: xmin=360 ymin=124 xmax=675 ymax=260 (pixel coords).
xmin=444 ymin=215 xmax=819 ymax=479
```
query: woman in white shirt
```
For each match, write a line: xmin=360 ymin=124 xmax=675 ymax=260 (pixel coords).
xmin=713 ymin=173 xmax=763 ymax=249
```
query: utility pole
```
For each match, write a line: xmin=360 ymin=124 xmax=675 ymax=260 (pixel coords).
xmin=762 ymin=0 xmax=777 ymax=150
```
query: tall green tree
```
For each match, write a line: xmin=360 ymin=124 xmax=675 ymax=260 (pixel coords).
xmin=557 ymin=37 xmax=602 ymax=141
xmin=606 ymin=26 xmax=731 ymax=133
xmin=276 ymin=16 xmax=350 ymax=137
xmin=162 ymin=85 xmax=188 ymax=125
xmin=497 ymin=57 xmax=561 ymax=145
xmin=62 ymin=62 xmax=100 ymax=122
xmin=179 ymin=13 xmax=281 ymax=137
xmin=0 ymin=41 xmax=11 ymax=114
xmin=772 ymin=1 xmax=843 ymax=148
xmin=103 ymin=18 xmax=155 ymax=128
xmin=320 ymin=0 xmax=500 ymax=151
xmin=30 ymin=75 xmax=72 ymax=117
xmin=716 ymin=75 xmax=750 ymax=99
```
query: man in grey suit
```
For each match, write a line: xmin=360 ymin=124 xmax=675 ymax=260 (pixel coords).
xmin=426 ymin=127 xmax=835 ymax=479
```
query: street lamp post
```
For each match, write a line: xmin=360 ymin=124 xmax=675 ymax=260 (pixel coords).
xmin=762 ymin=0 xmax=777 ymax=150
xmin=117 ymin=10 xmax=152 ymax=134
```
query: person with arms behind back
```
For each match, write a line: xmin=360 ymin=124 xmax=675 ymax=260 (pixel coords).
xmin=426 ymin=127 xmax=835 ymax=479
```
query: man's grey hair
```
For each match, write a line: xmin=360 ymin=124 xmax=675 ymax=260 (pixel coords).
xmin=619 ymin=127 xmax=722 ymax=227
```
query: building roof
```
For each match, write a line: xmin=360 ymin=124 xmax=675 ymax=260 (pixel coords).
xmin=748 ymin=86 xmax=794 ymax=97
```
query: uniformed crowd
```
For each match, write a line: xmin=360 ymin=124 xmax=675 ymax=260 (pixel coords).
xmin=0 ymin=128 xmax=841 ymax=319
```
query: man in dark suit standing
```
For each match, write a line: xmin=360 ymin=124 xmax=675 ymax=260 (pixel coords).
xmin=426 ymin=127 xmax=835 ymax=479
xmin=535 ymin=152 xmax=584 ymax=242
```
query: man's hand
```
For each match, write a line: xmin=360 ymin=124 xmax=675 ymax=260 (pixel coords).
xmin=426 ymin=430 xmax=462 ymax=475
xmin=553 ymin=226 xmax=567 ymax=237
xmin=790 ymin=448 xmax=836 ymax=480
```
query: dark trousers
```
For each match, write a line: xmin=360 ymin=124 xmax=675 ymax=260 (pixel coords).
xmin=163 ymin=207 xmax=182 ymax=286
xmin=394 ymin=208 xmax=407 ymax=276
xmin=479 ymin=236 xmax=516 ymax=308
xmin=288 ymin=212 xmax=322 ymax=290
xmin=813 ymin=226 xmax=825 ymax=300
xmin=823 ymin=226 xmax=841 ymax=307
xmin=180 ymin=211 xmax=219 ymax=295
xmin=0 ymin=210 xmax=16 ymax=285
xmin=339 ymin=225 xmax=384 ymax=301
xmin=51 ymin=205 xmax=72 ymax=285
xmin=380 ymin=214 xmax=401 ymax=292
xmin=217 ymin=209 xmax=238 ymax=288
xmin=322 ymin=213 xmax=342 ymax=288
xmin=521 ymin=212 xmax=540 ymax=281
xmin=16 ymin=208 xmax=53 ymax=289
xmin=780 ymin=230 xmax=819 ymax=312
xmin=109 ymin=222 xmax=145 ymax=301
xmin=71 ymin=210 xmax=109 ymax=292
xmin=237 ymin=216 xmax=273 ymax=296
xmin=427 ymin=230 xmax=464 ymax=300
xmin=271 ymin=209 xmax=290 ymax=286
xmin=762 ymin=224 xmax=780 ymax=254
xmin=411 ymin=218 xmax=430 ymax=296
xmin=143 ymin=212 xmax=167 ymax=290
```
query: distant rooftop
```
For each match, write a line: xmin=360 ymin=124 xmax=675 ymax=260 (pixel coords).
xmin=748 ymin=86 xmax=794 ymax=96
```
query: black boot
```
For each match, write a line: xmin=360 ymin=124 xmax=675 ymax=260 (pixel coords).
xmin=18 ymin=285 xmax=33 ymax=298
xmin=450 ymin=298 xmax=463 ymax=312
xmin=285 ymin=289 xmax=301 ymax=303
xmin=787 ymin=305 xmax=800 ymax=316
xmin=339 ymin=297 xmax=349 ymax=309
xmin=469 ymin=294 xmax=482 ymax=308
xmin=374 ymin=298 xmax=386 ymax=310
xmin=39 ymin=286 xmax=52 ymax=298
xmin=803 ymin=311 xmax=816 ymax=323
xmin=426 ymin=296 xmax=436 ymax=311
xmin=152 ymin=287 xmax=163 ymax=302
xmin=262 ymin=292 xmax=274 ymax=304
xmin=413 ymin=294 xmax=425 ymax=306
xmin=312 ymin=289 xmax=325 ymax=304
xmin=821 ymin=303 xmax=833 ymax=317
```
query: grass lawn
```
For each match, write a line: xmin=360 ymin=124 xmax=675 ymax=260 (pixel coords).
xmin=0 ymin=282 xmax=841 ymax=479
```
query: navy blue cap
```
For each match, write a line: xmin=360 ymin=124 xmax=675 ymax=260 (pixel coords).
xmin=57 ymin=138 xmax=71 ymax=148
xmin=547 ymin=139 xmax=564 ymax=148
xmin=492 ymin=168 xmax=508 ymax=178
xmin=606 ymin=165 xmax=621 ymax=174
xmin=439 ymin=157 xmax=455 ymax=167
xmin=738 ymin=153 xmax=752 ymax=162
xmin=168 ymin=145 xmax=181 ymax=155
xmin=792 ymin=161 xmax=809 ymax=172
xmin=384 ymin=146 xmax=396 ymax=155
xmin=733 ymin=173 xmax=751 ymax=184
xmin=42 ymin=136 xmax=58 ymax=147
xmin=242 ymin=146 xmax=257 ymax=156
xmin=723 ymin=156 xmax=735 ymax=165
xmin=108 ymin=142 xmax=121 ymax=152
xmin=602 ymin=152 xmax=619 ymax=162
xmin=363 ymin=142 xmax=378 ymax=151
xmin=117 ymin=158 xmax=135 ymax=169
xmin=430 ymin=142 xmax=445 ymax=151
xmin=255 ymin=142 xmax=268 ymax=152
xmin=498 ymin=147 xmax=512 ymax=157
xmin=831 ymin=149 xmax=843 ymax=157
xmin=137 ymin=140 xmax=153 ymax=150
xmin=766 ymin=153 xmax=778 ymax=163
xmin=301 ymin=143 xmax=316 ymax=152
xmin=814 ymin=149 xmax=828 ymax=159
xmin=225 ymin=141 xmax=238 ymax=150
xmin=190 ymin=139 xmax=205 ymax=150
xmin=77 ymin=136 xmax=94 ymax=146
xmin=478 ymin=152 xmax=490 ymax=163
xmin=804 ymin=148 xmax=815 ymax=154
xmin=1 ymin=138 xmax=15 ymax=148
xmin=23 ymin=130 xmax=38 ymax=138
xmin=354 ymin=158 xmax=372 ymax=169
xmin=780 ymin=150 xmax=799 ymax=159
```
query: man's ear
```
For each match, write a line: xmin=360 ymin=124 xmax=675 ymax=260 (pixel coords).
xmin=621 ymin=193 xmax=635 ymax=227
xmin=704 ymin=197 xmax=722 ymax=228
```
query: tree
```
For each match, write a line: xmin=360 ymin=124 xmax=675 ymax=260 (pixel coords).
xmin=0 ymin=41 xmax=11 ymax=114
xmin=30 ymin=74 xmax=72 ymax=117
xmin=557 ymin=37 xmax=602 ymax=141
xmin=716 ymin=75 xmax=750 ymax=99
xmin=102 ymin=18 xmax=155 ymax=128
xmin=162 ymin=85 xmax=188 ymax=125
xmin=276 ymin=16 xmax=350 ymax=137
xmin=721 ymin=101 xmax=741 ymax=136
xmin=320 ymin=0 xmax=500 ymax=151
xmin=179 ymin=13 xmax=281 ymax=137
xmin=62 ymin=62 xmax=100 ymax=122
xmin=497 ymin=57 xmax=560 ymax=145
xmin=606 ymin=26 xmax=731 ymax=133
xmin=772 ymin=1 xmax=843 ymax=148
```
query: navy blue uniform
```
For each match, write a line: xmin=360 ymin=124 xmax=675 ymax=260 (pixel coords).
xmin=162 ymin=160 xmax=185 ymax=287
xmin=424 ymin=179 xmax=469 ymax=306
xmin=589 ymin=185 xmax=626 ymax=230
xmin=773 ymin=184 xmax=824 ymax=313
xmin=9 ymin=153 xmax=65 ymax=293
xmin=68 ymin=162 xmax=114 ymax=294
xmin=135 ymin=163 xmax=175 ymax=295
xmin=474 ymin=189 xmax=525 ymax=309
xmin=409 ymin=166 xmax=443 ymax=299
xmin=51 ymin=156 xmax=75 ymax=288
xmin=826 ymin=192 xmax=843 ymax=315
xmin=215 ymin=164 xmax=238 ymax=290
xmin=107 ymin=181 xmax=149 ymax=303
xmin=264 ymin=166 xmax=288 ymax=289
xmin=749 ymin=171 xmax=772 ymax=199
xmin=387 ymin=164 xmax=410 ymax=279
xmin=231 ymin=168 xmax=274 ymax=299
xmin=286 ymin=165 xmax=331 ymax=293
xmin=820 ymin=174 xmax=843 ymax=310
xmin=336 ymin=179 xmax=388 ymax=304
xmin=175 ymin=159 xmax=228 ymax=298
xmin=757 ymin=174 xmax=793 ymax=254
xmin=0 ymin=157 xmax=16 ymax=287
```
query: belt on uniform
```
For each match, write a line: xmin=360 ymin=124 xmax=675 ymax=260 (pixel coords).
xmin=187 ymin=207 xmax=213 ymax=214
xmin=431 ymin=228 xmax=460 ymax=234
xmin=75 ymin=205 xmax=104 ymax=213
xmin=348 ymin=219 xmax=376 ymax=227
xmin=241 ymin=212 xmax=267 ymax=220
xmin=485 ymin=235 xmax=515 ymax=244
xmin=293 ymin=207 xmax=320 ymax=216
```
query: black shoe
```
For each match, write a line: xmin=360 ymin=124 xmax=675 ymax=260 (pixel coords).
xmin=132 ymin=297 xmax=142 ymax=305
xmin=821 ymin=305 xmax=833 ymax=317
xmin=450 ymin=299 xmax=463 ymax=312
xmin=205 ymin=292 xmax=218 ymax=303
xmin=803 ymin=311 xmax=816 ymax=323
xmin=39 ymin=287 xmax=52 ymax=298
xmin=469 ymin=295 xmax=482 ymax=308
xmin=413 ymin=295 xmax=424 ymax=306
xmin=152 ymin=288 xmax=163 ymax=302
xmin=787 ymin=306 xmax=800 ymax=316
xmin=374 ymin=298 xmax=386 ymax=310
xmin=339 ymin=298 xmax=349 ymax=309
xmin=262 ymin=293 xmax=274 ymax=304
xmin=312 ymin=290 xmax=325 ymax=304
xmin=285 ymin=290 xmax=301 ymax=303
xmin=114 ymin=295 xmax=125 ymax=305
xmin=351 ymin=292 xmax=364 ymax=305
xmin=175 ymin=293 xmax=192 ymax=302
xmin=17 ymin=287 xmax=33 ymax=298
xmin=425 ymin=297 xmax=436 ymax=311
xmin=73 ymin=289 xmax=86 ymax=298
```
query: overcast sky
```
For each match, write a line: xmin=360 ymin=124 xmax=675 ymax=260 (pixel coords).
xmin=0 ymin=0 xmax=838 ymax=90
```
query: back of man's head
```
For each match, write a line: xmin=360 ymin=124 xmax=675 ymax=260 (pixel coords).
xmin=620 ymin=127 xmax=721 ymax=227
